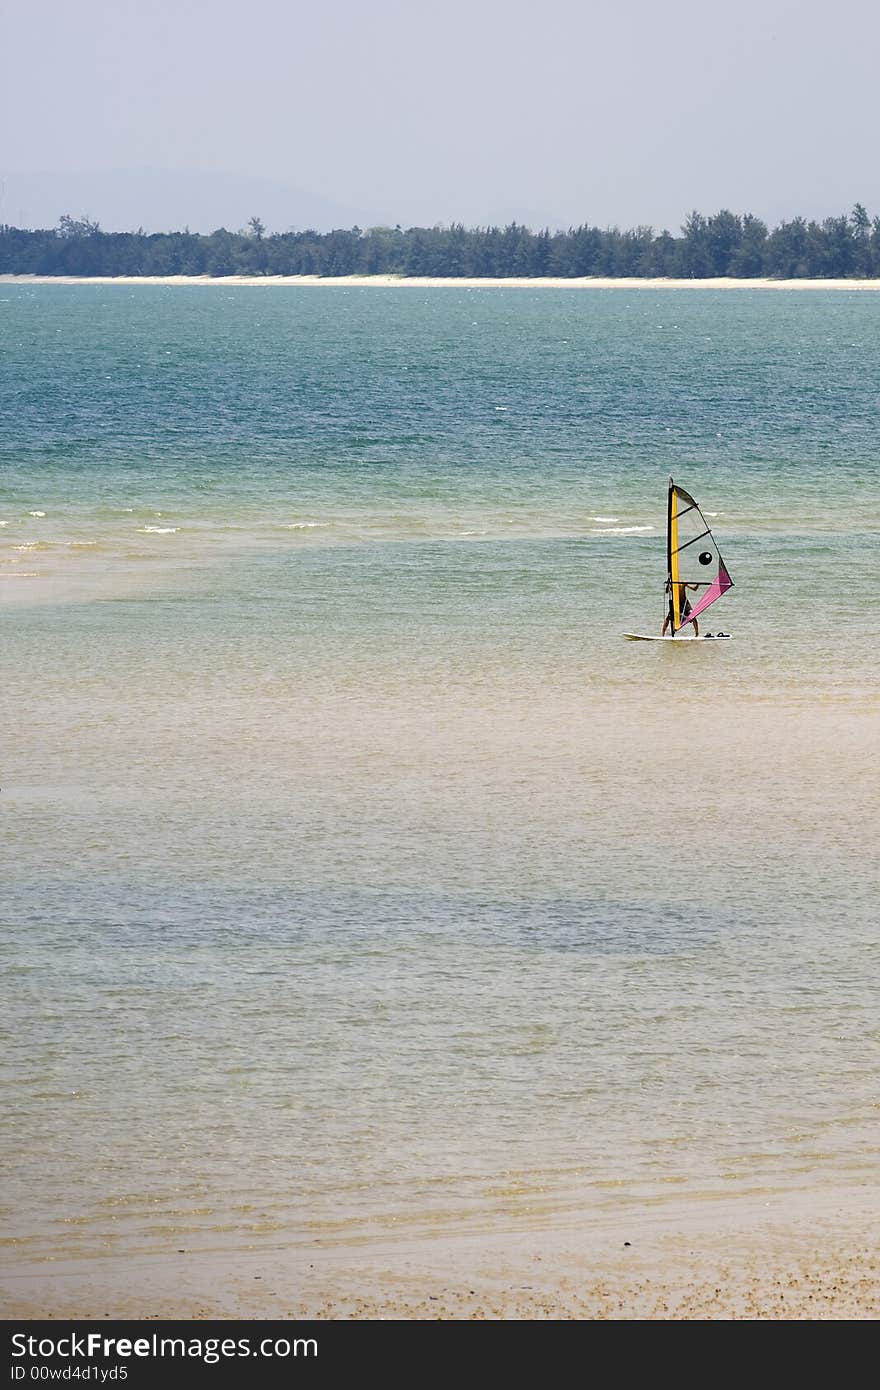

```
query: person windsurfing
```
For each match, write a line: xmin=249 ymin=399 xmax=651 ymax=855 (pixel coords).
xmin=661 ymin=580 xmax=699 ymax=637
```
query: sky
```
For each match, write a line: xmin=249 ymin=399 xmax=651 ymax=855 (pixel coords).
xmin=1 ymin=0 xmax=878 ymax=234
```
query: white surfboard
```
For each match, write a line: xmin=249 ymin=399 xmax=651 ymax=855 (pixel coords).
xmin=623 ymin=632 xmax=732 ymax=641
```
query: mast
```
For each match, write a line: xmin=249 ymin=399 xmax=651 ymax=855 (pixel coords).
xmin=666 ymin=475 xmax=680 ymax=635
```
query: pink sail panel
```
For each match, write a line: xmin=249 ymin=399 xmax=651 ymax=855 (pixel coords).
xmin=678 ymin=561 xmax=733 ymax=628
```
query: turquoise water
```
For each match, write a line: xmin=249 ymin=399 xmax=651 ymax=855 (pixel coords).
xmin=2 ymin=286 xmax=879 ymax=1269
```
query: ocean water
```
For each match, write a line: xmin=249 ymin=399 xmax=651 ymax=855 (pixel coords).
xmin=2 ymin=286 xmax=879 ymax=1271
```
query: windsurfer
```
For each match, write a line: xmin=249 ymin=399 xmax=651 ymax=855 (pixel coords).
xmin=661 ymin=580 xmax=699 ymax=637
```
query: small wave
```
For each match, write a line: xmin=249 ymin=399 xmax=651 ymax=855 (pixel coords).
xmin=704 ymin=511 xmax=722 ymax=517
xmin=0 ymin=520 xmax=8 ymax=527
xmin=591 ymin=516 xmax=620 ymax=523
xmin=13 ymin=542 xmax=39 ymax=551
xmin=285 ymin=521 xmax=328 ymax=530
xmin=137 ymin=525 xmax=179 ymax=534
xmin=590 ymin=525 xmax=654 ymax=534
xmin=28 ymin=510 xmax=46 ymax=518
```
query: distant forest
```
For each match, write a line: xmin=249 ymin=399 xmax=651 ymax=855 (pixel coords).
xmin=2 ymin=207 xmax=880 ymax=279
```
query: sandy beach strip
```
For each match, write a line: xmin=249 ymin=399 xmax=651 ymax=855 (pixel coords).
xmin=3 ymin=1187 xmax=877 ymax=1320
xmin=2 ymin=273 xmax=880 ymax=290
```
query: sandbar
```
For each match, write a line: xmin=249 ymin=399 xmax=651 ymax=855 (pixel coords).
xmin=3 ymin=1186 xmax=877 ymax=1320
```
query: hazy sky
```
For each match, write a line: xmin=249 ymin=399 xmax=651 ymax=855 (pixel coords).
xmin=2 ymin=0 xmax=878 ymax=232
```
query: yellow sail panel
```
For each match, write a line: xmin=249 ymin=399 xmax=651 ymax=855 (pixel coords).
xmin=669 ymin=486 xmax=681 ymax=629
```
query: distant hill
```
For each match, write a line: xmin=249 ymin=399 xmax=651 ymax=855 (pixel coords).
xmin=0 ymin=169 xmax=380 ymax=235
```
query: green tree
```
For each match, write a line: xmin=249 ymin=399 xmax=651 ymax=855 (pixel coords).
xmin=729 ymin=214 xmax=767 ymax=277
xmin=851 ymin=203 xmax=871 ymax=274
xmin=680 ymin=211 xmax=712 ymax=277
xmin=765 ymin=218 xmax=809 ymax=277
xmin=57 ymin=214 xmax=101 ymax=238
xmin=705 ymin=210 xmax=742 ymax=275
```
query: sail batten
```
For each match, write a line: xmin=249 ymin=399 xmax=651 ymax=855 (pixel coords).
xmin=672 ymin=527 xmax=712 ymax=552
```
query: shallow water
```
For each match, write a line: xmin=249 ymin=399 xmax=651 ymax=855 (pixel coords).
xmin=2 ymin=286 xmax=878 ymax=1265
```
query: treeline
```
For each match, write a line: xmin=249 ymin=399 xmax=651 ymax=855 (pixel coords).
xmin=2 ymin=207 xmax=880 ymax=279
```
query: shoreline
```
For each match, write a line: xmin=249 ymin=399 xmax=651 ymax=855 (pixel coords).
xmin=3 ymin=272 xmax=880 ymax=290
xmin=3 ymin=1187 xmax=878 ymax=1319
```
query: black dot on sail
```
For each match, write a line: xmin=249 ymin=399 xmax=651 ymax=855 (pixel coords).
xmin=698 ymin=550 xmax=713 ymax=565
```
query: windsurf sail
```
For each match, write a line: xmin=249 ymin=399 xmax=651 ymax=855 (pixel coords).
xmin=666 ymin=478 xmax=733 ymax=634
